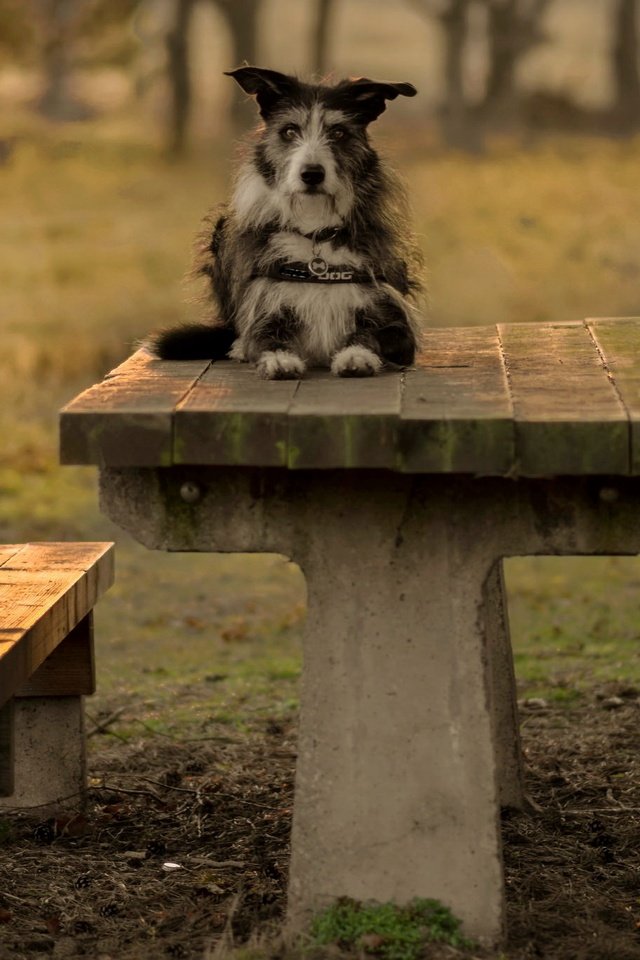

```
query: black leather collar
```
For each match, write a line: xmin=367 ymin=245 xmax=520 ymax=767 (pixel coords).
xmin=252 ymin=261 xmax=386 ymax=284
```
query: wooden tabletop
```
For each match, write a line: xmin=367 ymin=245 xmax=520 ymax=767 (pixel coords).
xmin=59 ymin=318 xmax=640 ymax=477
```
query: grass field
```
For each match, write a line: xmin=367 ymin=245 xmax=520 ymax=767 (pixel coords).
xmin=2 ymin=111 xmax=640 ymax=730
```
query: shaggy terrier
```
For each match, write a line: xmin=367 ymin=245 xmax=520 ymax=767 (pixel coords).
xmin=154 ymin=66 xmax=423 ymax=379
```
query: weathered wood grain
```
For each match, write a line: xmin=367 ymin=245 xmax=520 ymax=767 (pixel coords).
xmin=498 ymin=322 xmax=629 ymax=475
xmin=0 ymin=543 xmax=113 ymax=709
xmin=400 ymin=326 xmax=514 ymax=474
xmin=60 ymin=349 xmax=210 ymax=467
xmin=175 ymin=362 xmax=299 ymax=466
xmin=0 ymin=547 xmax=21 ymax=568
xmin=287 ymin=371 xmax=401 ymax=469
xmin=587 ymin=318 xmax=640 ymax=474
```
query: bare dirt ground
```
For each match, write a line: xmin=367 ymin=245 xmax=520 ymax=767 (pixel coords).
xmin=2 ymin=686 xmax=640 ymax=960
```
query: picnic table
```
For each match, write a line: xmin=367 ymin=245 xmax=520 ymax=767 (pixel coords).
xmin=60 ymin=316 xmax=640 ymax=943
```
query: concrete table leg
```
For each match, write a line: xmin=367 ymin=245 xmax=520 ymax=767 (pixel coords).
xmin=98 ymin=468 xmax=640 ymax=945
xmin=287 ymin=483 xmax=505 ymax=944
xmin=100 ymin=467 xmax=510 ymax=942
xmin=0 ymin=697 xmax=86 ymax=810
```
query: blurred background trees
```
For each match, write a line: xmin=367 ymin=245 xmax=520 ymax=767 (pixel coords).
xmin=0 ymin=0 xmax=638 ymax=152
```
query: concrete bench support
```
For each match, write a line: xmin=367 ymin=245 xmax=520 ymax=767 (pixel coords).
xmin=1 ymin=697 xmax=86 ymax=809
xmin=0 ymin=614 xmax=95 ymax=809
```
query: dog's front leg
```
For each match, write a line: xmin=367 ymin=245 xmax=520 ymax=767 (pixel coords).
xmin=331 ymin=301 xmax=416 ymax=377
xmin=250 ymin=311 xmax=306 ymax=380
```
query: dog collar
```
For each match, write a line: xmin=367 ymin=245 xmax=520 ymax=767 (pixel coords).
xmin=253 ymin=261 xmax=386 ymax=284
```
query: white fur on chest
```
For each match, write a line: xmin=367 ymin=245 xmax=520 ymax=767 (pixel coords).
xmin=236 ymin=277 xmax=373 ymax=364
xmin=265 ymin=232 xmax=365 ymax=269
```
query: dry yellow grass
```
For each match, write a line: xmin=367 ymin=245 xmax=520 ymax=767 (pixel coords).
xmin=401 ymin=133 xmax=640 ymax=327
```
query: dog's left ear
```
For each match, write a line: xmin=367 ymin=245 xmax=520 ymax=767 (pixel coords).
xmin=330 ymin=78 xmax=417 ymax=124
xmin=225 ymin=66 xmax=299 ymax=118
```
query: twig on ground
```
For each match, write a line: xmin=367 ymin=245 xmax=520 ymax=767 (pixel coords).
xmin=86 ymin=706 xmax=128 ymax=738
xmin=95 ymin=773 xmax=200 ymax=796
xmin=90 ymin=783 xmax=166 ymax=806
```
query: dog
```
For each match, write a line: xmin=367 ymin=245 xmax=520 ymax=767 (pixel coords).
xmin=154 ymin=67 xmax=423 ymax=379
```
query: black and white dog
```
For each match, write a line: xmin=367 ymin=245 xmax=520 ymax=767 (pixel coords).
xmin=154 ymin=67 xmax=423 ymax=379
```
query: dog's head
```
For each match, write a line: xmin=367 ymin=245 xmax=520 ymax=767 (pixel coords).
xmin=227 ymin=67 xmax=416 ymax=229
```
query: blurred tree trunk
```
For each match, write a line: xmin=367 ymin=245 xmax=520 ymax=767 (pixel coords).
xmin=213 ymin=0 xmax=261 ymax=129
xmin=36 ymin=0 xmax=93 ymax=120
xmin=481 ymin=0 xmax=550 ymax=126
xmin=408 ymin=0 xmax=481 ymax=150
xmin=167 ymin=0 xmax=195 ymax=156
xmin=312 ymin=0 xmax=336 ymax=76
xmin=440 ymin=0 xmax=479 ymax=148
xmin=612 ymin=0 xmax=640 ymax=126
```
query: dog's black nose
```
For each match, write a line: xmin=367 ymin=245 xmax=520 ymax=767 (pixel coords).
xmin=300 ymin=165 xmax=325 ymax=186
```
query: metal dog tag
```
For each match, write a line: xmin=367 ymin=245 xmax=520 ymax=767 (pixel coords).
xmin=308 ymin=257 xmax=328 ymax=277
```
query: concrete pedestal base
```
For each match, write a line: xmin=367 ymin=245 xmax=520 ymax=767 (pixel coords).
xmin=99 ymin=467 xmax=640 ymax=944
xmin=0 ymin=697 xmax=86 ymax=810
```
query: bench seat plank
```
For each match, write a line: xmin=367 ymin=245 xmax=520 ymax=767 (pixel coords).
xmin=587 ymin=318 xmax=640 ymax=475
xmin=400 ymin=326 xmax=514 ymax=474
xmin=498 ymin=322 xmax=629 ymax=475
xmin=60 ymin=349 xmax=210 ymax=467
xmin=0 ymin=542 xmax=113 ymax=709
xmin=0 ymin=547 xmax=22 ymax=567
xmin=175 ymin=362 xmax=299 ymax=466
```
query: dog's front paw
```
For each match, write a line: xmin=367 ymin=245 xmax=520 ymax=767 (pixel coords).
xmin=331 ymin=345 xmax=382 ymax=378
xmin=257 ymin=349 xmax=306 ymax=380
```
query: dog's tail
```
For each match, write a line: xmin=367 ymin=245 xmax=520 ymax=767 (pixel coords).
xmin=153 ymin=323 xmax=236 ymax=361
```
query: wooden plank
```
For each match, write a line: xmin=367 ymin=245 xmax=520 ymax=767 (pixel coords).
xmin=0 ymin=546 xmax=22 ymax=568
xmin=60 ymin=348 xmax=210 ymax=466
xmin=2 ymin=541 xmax=114 ymax=602
xmin=587 ymin=318 xmax=640 ymax=474
xmin=2 ymin=542 xmax=113 ymax=573
xmin=287 ymin=370 xmax=402 ymax=469
xmin=0 ymin=700 xmax=14 ymax=796
xmin=16 ymin=614 xmax=95 ymax=698
xmin=400 ymin=326 xmax=514 ymax=474
xmin=498 ymin=322 xmax=629 ymax=476
xmin=0 ymin=569 xmax=83 ymax=636
xmin=175 ymin=362 xmax=299 ymax=466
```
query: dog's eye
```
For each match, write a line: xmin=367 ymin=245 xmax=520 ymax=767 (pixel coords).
xmin=328 ymin=126 xmax=346 ymax=141
xmin=280 ymin=124 xmax=300 ymax=142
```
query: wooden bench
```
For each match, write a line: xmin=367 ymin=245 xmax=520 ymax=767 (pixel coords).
xmin=60 ymin=317 xmax=640 ymax=944
xmin=0 ymin=542 xmax=114 ymax=809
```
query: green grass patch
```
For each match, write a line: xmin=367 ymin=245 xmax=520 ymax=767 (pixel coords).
xmin=505 ymin=556 xmax=640 ymax=701
xmin=310 ymin=897 xmax=472 ymax=959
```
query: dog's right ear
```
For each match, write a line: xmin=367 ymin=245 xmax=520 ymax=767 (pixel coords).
xmin=225 ymin=67 xmax=298 ymax=119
